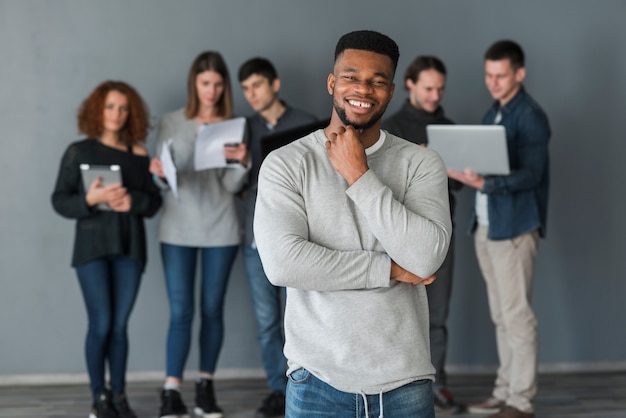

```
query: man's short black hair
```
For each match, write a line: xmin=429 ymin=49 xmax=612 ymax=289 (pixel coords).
xmin=334 ymin=30 xmax=400 ymax=73
xmin=238 ymin=57 xmax=278 ymax=84
xmin=485 ymin=40 xmax=525 ymax=70
xmin=404 ymin=55 xmax=447 ymax=85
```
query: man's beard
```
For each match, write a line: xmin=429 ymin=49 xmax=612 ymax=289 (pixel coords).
xmin=334 ymin=100 xmax=386 ymax=130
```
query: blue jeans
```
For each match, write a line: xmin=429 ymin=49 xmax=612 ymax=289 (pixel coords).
xmin=75 ymin=255 xmax=142 ymax=399
xmin=243 ymin=245 xmax=287 ymax=393
xmin=161 ymin=243 xmax=238 ymax=378
xmin=286 ymin=368 xmax=435 ymax=418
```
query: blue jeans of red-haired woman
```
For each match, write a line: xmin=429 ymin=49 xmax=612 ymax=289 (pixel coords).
xmin=76 ymin=254 xmax=142 ymax=400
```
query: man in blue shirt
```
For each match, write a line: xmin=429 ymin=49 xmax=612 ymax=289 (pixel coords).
xmin=238 ymin=57 xmax=317 ymax=418
xmin=449 ymin=40 xmax=550 ymax=418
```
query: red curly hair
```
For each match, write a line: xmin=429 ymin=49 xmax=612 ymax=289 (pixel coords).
xmin=77 ymin=80 xmax=150 ymax=145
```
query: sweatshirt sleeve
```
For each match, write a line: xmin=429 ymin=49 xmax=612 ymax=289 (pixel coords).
xmin=345 ymin=149 xmax=452 ymax=279
xmin=220 ymin=163 xmax=250 ymax=193
xmin=254 ymin=151 xmax=392 ymax=292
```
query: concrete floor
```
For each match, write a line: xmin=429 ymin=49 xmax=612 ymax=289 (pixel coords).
xmin=0 ymin=372 xmax=625 ymax=417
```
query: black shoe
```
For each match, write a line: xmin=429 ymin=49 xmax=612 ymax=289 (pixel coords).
xmin=159 ymin=389 xmax=189 ymax=418
xmin=433 ymin=387 xmax=466 ymax=415
xmin=90 ymin=391 xmax=119 ymax=418
xmin=256 ymin=391 xmax=286 ymax=418
xmin=112 ymin=392 xmax=137 ymax=418
xmin=194 ymin=378 xmax=223 ymax=418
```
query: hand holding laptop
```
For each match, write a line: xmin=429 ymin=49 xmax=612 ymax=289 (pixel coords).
xmin=447 ymin=168 xmax=485 ymax=190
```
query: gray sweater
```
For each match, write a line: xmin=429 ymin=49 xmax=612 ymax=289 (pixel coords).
xmin=156 ymin=109 xmax=249 ymax=247
xmin=254 ymin=129 xmax=451 ymax=394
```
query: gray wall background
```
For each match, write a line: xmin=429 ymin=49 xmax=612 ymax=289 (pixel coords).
xmin=1 ymin=0 xmax=625 ymax=381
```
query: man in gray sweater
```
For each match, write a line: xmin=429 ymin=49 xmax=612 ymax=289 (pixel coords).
xmin=254 ymin=30 xmax=452 ymax=417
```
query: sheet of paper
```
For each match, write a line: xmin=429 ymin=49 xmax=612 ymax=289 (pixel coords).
xmin=160 ymin=139 xmax=179 ymax=200
xmin=194 ymin=117 xmax=246 ymax=170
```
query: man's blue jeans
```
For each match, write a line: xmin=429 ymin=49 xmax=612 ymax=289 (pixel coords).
xmin=286 ymin=368 xmax=435 ymax=417
xmin=161 ymin=243 xmax=239 ymax=378
xmin=75 ymin=255 xmax=142 ymax=399
xmin=243 ymin=245 xmax=287 ymax=393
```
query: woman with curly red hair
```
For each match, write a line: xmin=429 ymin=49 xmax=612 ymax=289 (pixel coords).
xmin=52 ymin=80 xmax=162 ymax=418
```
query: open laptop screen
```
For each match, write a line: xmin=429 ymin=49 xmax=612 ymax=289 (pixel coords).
xmin=427 ymin=125 xmax=510 ymax=175
xmin=260 ymin=119 xmax=329 ymax=160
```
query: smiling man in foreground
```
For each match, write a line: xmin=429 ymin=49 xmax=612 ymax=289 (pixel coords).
xmin=254 ymin=30 xmax=452 ymax=417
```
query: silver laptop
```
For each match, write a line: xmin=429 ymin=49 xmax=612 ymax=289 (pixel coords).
xmin=426 ymin=125 xmax=510 ymax=175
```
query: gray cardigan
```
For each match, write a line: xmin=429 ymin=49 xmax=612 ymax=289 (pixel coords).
xmin=254 ymin=129 xmax=451 ymax=394
xmin=156 ymin=109 xmax=249 ymax=247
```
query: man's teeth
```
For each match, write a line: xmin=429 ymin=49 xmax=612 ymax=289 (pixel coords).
xmin=348 ymin=100 xmax=372 ymax=108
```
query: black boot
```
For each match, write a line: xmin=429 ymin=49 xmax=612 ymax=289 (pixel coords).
xmin=194 ymin=378 xmax=223 ymax=418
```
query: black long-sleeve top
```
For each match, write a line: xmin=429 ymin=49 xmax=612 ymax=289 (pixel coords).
xmin=382 ymin=100 xmax=462 ymax=215
xmin=51 ymin=138 xmax=162 ymax=270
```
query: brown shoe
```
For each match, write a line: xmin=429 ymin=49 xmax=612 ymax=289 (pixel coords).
xmin=467 ymin=397 xmax=505 ymax=414
xmin=487 ymin=406 xmax=534 ymax=418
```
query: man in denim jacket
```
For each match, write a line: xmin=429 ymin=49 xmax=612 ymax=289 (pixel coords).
xmin=449 ymin=40 xmax=550 ymax=418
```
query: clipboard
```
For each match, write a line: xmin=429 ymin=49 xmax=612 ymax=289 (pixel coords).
xmin=79 ymin=164 xmax=122 ymax=210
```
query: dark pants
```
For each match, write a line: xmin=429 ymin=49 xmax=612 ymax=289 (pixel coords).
xmin=243 ymin=245 xmax=287 ymax=393
xmin=426 ymin=233 xmax=455 ymax=389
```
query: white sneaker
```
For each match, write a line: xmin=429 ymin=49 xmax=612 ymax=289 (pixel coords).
xmin=467 ymin=397 xmax=505 ymax=414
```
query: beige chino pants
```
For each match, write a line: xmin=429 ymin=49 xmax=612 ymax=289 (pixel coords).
xmin=474 ymin=225 xmax=539 ymax=414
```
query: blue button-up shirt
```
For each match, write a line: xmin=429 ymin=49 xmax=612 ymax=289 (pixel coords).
xmin=469 ymin=86 xmax=551 ymax=240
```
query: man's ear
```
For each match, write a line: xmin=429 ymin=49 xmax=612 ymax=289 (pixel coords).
xmin=327 ymin=73 xmax=335 ymax=95
xmin=271 ymin=78 xmax=281 ymax=94
xmin=515 ymin=67 xmax=526 ymax=83
xmin=405 ymin=78 xmax=414 ymax=91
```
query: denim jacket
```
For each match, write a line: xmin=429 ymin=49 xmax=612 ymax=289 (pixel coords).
xmin=469 ymin=86 xmax=550 ymax=240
